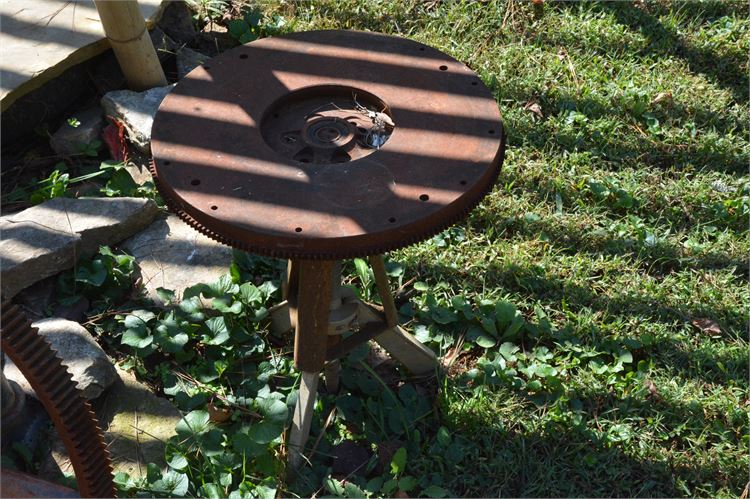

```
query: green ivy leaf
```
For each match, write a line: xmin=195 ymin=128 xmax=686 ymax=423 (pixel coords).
xmin=76 ymin=259 xmax=108 ymax=286
xmin=205 ymin=316 xmax=230 ymax=345
xmin=231 ymin=430 xmax=265 ymax=457
xmin=175 ymin=410 xmax=211 ymax=438
xmin=248 ymin=421 xmax=283 ymax=444
xmin=257 ymin=398 xmax=288 ymax=424
xmin=228 ymin=19 xmax=249 ymax=38
xmin=121 ymin=327 xmax=153 ymax=349
xmin=239 ymin=282 xmax=262 ymax=304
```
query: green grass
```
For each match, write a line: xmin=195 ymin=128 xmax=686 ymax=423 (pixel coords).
xmin=262 ymin=1 xmax=749 ymax=496
xmin=31 ymin=1 xmax=748 ymax=498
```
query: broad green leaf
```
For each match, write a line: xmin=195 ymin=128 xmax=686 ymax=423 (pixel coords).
xmin=424 ymin=485 xmax=449 ymax=498
xmin=121 ymin=328 xmax=153 ymax=349
xmin=430 ymin=306 xmax=457 ymax=324
xmin=499 ymin=342 xmax=519 ymax=361
xmin=205 ymin=316 xmax=230 ymax=345
xmin=200 ymin=483 xmax=223 ymax=499
xmin=414 ymin=324 xmax=431 ymax=343
xmin=390 ymin=447 xmax=407 ymax=474
xmin=353 ymin=258 xmax=370 ymax=284
xmin=257 ymin=398 xmax=288 ymax=424
xmin=495 ymin=301 xmax=517 ymax=327
xmin=231 ymin=431 xmax=265 ymax=457
xmin=413 ymin=281 xmax=429 ymax=291
xmin=437 ymin=426 xmax=451 ymax=446
xmin=255 ymin=484 xmax=276 ymax=499
xmin=365 ymin=476 xmax=383 ymax=493
xmin=208 ymin=274 xmax=239 ymax=297
xmin=526 ymin=379 xmax=543 ymax=391
xmin=76 ymin=260 xmax=107 ymax=286
xmin=481 ymin=316 xmax=497 ymax=336
xmin=175 ymin=410 xmax=211 ymax=438
xmin=156 ymin=287 xmax=175 ymax=303
xmin=238 ymin=30 xmax=257 ymax=44
xmin=212 ymin=296 xmax=243 ymax=314
xmin=475 ymin=333 xmax=496 ymax=348
xmin=125 ymin=310 xmax=156 ymax=329
xmin=535 ymin=364 xmax=558 ymax=377
xmin=398 ymin=476 xmax=418 ymax=492
xmin=248 ymin=421 xmax=283 ymax=444
xmin=228 ymin=19 xmax=249 ymax=38
xmin=325 ymin=477 xmax=346 ymax=497
xmin=239 ymin=282 xmax=262 ymax=304
xmin=618 ymin=350 xmax=633 ymax=364
xmin=502 ymin=315 xmax=525 ymax=341
xmin=167 ymin=454 xmax=188 ymax=471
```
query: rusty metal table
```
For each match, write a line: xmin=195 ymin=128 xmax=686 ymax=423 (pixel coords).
xmin=150 ymin=29 xmax=505 ymax=468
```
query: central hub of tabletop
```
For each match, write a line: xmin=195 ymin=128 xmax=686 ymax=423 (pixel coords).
xmin=261 ymin=85 xmax=393 ymax=164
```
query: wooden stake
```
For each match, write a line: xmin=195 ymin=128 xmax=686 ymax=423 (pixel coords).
xmin=93 ymin=0 xmax=167 ymax=90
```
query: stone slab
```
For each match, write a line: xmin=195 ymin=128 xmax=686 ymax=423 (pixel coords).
xmin=4 ymin=317 xmax=117 ymax=400
xmin=41 ymin=365 xmax=182 ymax=481
xmin=121 ymin=213 xmax=233 ymax=301
xmin=49 ymin=106 xmax=105 ymax=156
xmin=0 ymin=0 xmax=167 ymax=110
xmin=101 ymin=84 xmax=175 ymax=153
xmin=1 ymin=197 xmax=160 ymax=298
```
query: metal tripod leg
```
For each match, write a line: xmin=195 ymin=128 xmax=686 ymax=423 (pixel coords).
xmin=368 ymin=255 xmax=438 ymax=375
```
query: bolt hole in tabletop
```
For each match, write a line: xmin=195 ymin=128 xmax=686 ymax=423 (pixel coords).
xmin=149 ymin=29 xmax=505 ymax=469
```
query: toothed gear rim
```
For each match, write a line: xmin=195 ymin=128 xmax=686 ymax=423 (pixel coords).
xmin=150 ymin=30 xmax=505 ymax=259
xmin=1 ymin=303 xmax=116 ymax=498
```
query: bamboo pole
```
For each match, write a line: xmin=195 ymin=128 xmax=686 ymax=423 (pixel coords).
xmin=93 ymin=0 xmax=167 ymax=90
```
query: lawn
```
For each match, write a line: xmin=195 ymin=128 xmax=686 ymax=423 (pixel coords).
xmin=11 ymin=1 xmax=749 ymax=497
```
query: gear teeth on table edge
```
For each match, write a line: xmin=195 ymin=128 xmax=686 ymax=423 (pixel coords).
xmin=148 ymin=134 xmax=504 ymax=261
xmin=1 ymin=302 xmax=116 ymax=498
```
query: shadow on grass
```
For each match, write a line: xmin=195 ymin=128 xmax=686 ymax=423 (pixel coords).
xmin=598 ymin=2 xmax=749 ymax=105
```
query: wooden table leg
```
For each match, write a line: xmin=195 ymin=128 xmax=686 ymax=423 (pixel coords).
xmin=288 ymin=259 xmax=334 ymax=469
xmin=368 ymin=255 xmax=438 ymax=375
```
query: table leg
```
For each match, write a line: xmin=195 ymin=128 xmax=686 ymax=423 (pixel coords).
xmin=288 ymin=259 xmax=334 ymax=468
xmin=368 ymin=255 xmax=438 ymax=375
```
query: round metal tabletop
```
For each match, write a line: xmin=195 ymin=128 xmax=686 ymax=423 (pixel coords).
xmin=150 ymin=29 xmax=505 ymax=259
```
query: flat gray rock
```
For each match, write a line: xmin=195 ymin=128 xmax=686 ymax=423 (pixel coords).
xmin=101 ymin=84 xmax=175 ymax=153
xmin=41 ymin=366 xmax=182 ymax=481
xmin=50 ymin=107 xmax=105 ymax=156
xmin=121 ymin=213 xmax=233 ymax=301
xmin=0 ymin=197 xmax=159 ymax=298
xmin=176 ymin=47 xmax=210 ymax=79
xmin=4 ymin=318 xmax=117 ymax=400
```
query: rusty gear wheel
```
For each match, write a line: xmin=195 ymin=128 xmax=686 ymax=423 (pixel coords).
xmin=150 ymin=30 xmax=505 ymax=260
xmin=1 ymin=302 xmax=116 ymax=498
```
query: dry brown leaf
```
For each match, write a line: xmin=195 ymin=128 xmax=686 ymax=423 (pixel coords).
xmin=524 ymin=101 xmax=544 ymax=119
xmin=740 ymin=482 xmax=749 ymax=499
xmin=652 ymin=91 xmax=673 ymax=105
xmin=531 ymin=0 xmax=544 ymax=4
xmin=691 ymin=318 xmax=721 ymax=335
xmin=395 ymin=491 xmax=410 ymax=498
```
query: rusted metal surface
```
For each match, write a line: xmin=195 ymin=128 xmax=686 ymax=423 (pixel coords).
xmin=150 ymin=29 xmax=505 ymax=259
xmin=1 ymin=302 xmax=115 ymax=498
xmin=0 ymin=469 xmax=79 ymax=498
